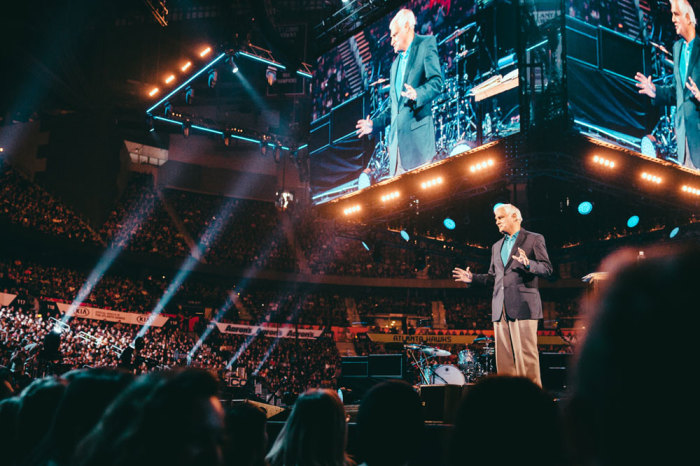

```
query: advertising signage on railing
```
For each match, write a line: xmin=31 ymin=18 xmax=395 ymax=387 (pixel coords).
xmin=215 ymin=323 xmax=324 ymax=339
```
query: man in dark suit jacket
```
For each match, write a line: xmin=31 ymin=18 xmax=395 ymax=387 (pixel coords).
xmin=453 ymin=204 xmax=552 ymax=386
xmin=636 ymin=0 xmax=700 ymax=169
xmin=356 ymin=8 xmax=443 ymax=176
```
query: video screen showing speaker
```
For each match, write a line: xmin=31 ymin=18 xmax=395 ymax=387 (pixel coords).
xmin=565 ymin=0 xmax=700 ymax=173
xmin=309 ymin=0 xmax=521 ymax=203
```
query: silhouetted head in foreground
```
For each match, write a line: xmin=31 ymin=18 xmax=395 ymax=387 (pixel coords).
xmin=566 ymin=243 xmax=700 ymax=465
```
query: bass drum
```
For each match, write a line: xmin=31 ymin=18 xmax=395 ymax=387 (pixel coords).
xmin=428 ymin=364 xmax=466 ymax=385
xmin=449 ymin=139 xmax=478 ymax=157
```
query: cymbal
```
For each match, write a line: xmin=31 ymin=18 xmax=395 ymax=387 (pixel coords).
xmin=421 ymin=347 xmax=451 ymax=357
xmin=404 ymin=344 xmax=424 ymax=350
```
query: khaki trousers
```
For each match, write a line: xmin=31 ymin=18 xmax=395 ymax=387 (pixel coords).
xmin=493 ymin=312 xmax=541 ymax=387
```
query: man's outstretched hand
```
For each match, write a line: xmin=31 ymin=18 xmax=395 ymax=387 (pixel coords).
xmin=452 ymin=266 xmax=473 ymax=283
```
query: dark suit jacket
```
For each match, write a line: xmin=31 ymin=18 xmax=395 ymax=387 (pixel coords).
xmin=374 ymin=34 xmax=443 ymax=171
xmin=472 ymin=229 xmax=553 ymax=321
xmin=655 ymin=36 xmax=700 ymax=168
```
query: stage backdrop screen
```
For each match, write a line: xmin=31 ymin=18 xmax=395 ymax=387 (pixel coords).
xmin=309 ymin=0 xmax=520 ymax=204
xmin=565 ymin=0 xmax=700 ymax=173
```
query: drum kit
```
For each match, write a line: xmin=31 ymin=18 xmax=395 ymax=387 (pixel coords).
xmin=405 ymin=336 xmax=496 ymax=386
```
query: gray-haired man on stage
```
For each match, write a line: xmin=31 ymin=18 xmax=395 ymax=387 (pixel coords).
xmin=452 ymin=204 xmax=553 ymax=386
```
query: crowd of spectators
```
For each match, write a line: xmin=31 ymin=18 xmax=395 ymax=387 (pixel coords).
xmin=295 ymin=214 xmax=470 ymax=279
xmin=165 ymin=188 xmax=297 ymax=272
xmin=1 ymin=258 xmax=181 ymax=315
xmin=0 ymin=304 xmax=340 ymax=399
xmin=355 ymin=294 xmax=432 ymax=321
xmin=4 ymin=243 xmax=690 ymax=466
xmin=1 ymin=254 xmax=585 ymax=333
xmin=311 ymin=52 xmax=349 ymax=122
xmin=442 ymin=295 xmax=493 ymax=330
xmin=0 ymin=257 xmax=355 ymax=327
xmin=2 ymin=163 xmax=495 ymax=281
xmin=0 ymin=161 xmax=102 ymax=245
xmin=98 ymin=173 xmax=189 ymax=257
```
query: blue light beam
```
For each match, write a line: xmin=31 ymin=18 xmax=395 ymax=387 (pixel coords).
xmin=62 ymin=193 xmax=159 ymax=324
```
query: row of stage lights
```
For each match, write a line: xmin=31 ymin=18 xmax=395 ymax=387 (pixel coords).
xmin=682 ymin=185 xmax=700 ymax=196
xmin=583 ymin=154 xmax=697 ymax=238
xmin=591 ymin=154 xmax=700 ymax=197
xmin=148 ymin=46 xmax=214 ymax=98
xmin=344 ymin=158 xmax=497 ymax=216
xmin=342 ymin=153 xmax=699 ymax=243
xmin=144 ymin=44 xmax=310 ymax=154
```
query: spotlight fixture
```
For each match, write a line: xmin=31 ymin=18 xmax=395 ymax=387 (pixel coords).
xmin=208 ymin=69 xmax=218 ymax=88
xmin=681 ymin=184 xmax=700 ymax=196
xmin=148 ymin=87 xmax=159 ymax=97
xmin=592 ymin=155 xmax=616 ymax=168
xmin=669 ymin=226 xmax=680 ymax=238
xmin=640 ymin=172 xmax=662 ymax=184
xmin=163 ymin=101 xmax=172 ymax=116
xmin=229 ymin=56 xmax=239 ymax=73
xmin=200 ymin=46 xmax=212 ymax=57
xmin=468 ymin=158 xmax=495 ymax=173
xmin=266 ymin=66 xmax=277 ymax=86
xmin=165 ymin=74 xmax=175 ymax=84
xmin=146 ymin=114 xmax=155 ymax=133
xmin=343 ymin=204 xmax=362 ymax=216
xmin=577 ymin=201 xmax=593 ymax=215
xmin=627 ymin=215 xmax=640 ymax=228
xmin=400 ymin=230 xmax=410 ymax=241
xmin=443 ymin=218 xmax=456 ymax=230
xmin=381 ymin=191 xmax=400 ymax=202
xmin=420 ymin=176 xmax=444 ymax=190
xmin=275 ymin=191 xmax=295 ymax=211
xmin=185 ymin=86 xmax=194 ymax=104
xmin=181 ymin=61 xmax=192 ymax=72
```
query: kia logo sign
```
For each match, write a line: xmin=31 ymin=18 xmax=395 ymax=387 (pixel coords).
xmin=75 ymin=308 xmax=90 ymax=316
xmin=136 ymin=315 xmax=149 ymax=324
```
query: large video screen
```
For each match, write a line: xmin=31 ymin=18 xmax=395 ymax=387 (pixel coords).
xmin=565 ymin=0 xmax=700 ymax=173
xmin=309 ymin=0 xmax=520 ymax=203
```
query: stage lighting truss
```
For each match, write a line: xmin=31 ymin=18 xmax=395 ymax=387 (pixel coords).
xmin=145 ymin=0 xmax=169 ymax=27
xmin=640 ymin=172 xmax=662 ymax=185
xmin=380 ymin=191 xmax=400 ymax=203
xmin=592 ymin=155 xmax=616 ymax=169
xmin=343 ymin=204 xmax=362 ymax=216
xmin=145 ymin=44 xmax=312 ymax=149
xmin=421 ymin=176 xmax=444 ymax=190
xmin=681 ymin=184 xmax=700 ymax=196
xmin=468 ymin=158 xmax=495 ymax=173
